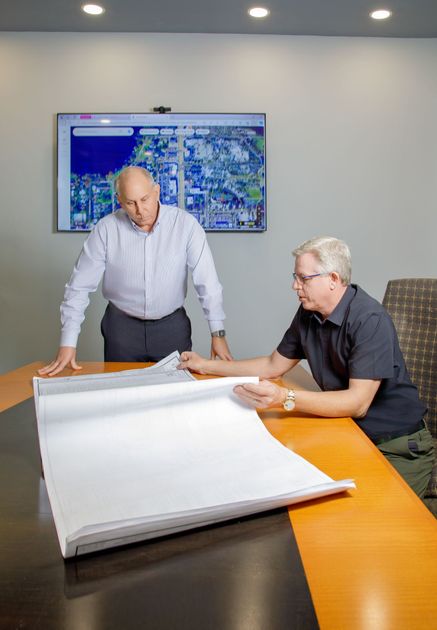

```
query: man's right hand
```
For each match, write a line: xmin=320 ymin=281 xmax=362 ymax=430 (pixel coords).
xmin=37 ymin=347 xmax=82 ymax=377
xmin=178 ymin=351 xmax=209 ymax=374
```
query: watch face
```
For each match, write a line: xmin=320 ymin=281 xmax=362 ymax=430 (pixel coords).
xmin=283 ymin=400 xmax=295 ymax=411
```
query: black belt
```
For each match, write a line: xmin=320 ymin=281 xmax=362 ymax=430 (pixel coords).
xmin=144 ymin=307 xmax=184 ymax=322
xmin=372 ymin=419 xmax=426 ymax=446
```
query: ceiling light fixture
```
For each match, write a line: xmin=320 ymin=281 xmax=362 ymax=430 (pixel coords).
xmin=82 ymin=4 xmax=105 ymax=16
xmin=370 ymin=9 xmax=392 ymax=20
xmin=249 ymin=7 xmax=270 ymax=19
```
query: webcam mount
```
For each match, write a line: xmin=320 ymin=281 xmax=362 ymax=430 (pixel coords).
xmin=152 ymin=106 xmax=172 ymax=114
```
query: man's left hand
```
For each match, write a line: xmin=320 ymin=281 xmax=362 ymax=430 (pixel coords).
xmin=210 ymin=336 xmax=233 ymax=360
xmin=233 ymin=380 xmax=286 ymax=409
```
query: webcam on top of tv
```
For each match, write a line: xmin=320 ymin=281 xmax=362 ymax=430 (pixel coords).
xmin=152 ymin=106 xmax=172 ymax=114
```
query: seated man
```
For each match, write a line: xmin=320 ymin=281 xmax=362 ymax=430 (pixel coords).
xmin=179 ymin=235 xmax=435 ymax=499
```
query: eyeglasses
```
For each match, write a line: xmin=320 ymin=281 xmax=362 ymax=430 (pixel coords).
xmin=292 ymin=272 xmax=329 ymax=285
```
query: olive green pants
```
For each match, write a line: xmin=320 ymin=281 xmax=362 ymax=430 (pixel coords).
xmin=377 ymin=427 xmax=435 ymax=499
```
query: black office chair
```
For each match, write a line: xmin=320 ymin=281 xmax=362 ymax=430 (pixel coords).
xmin=382 ymin=278 xmax=437 ymax=510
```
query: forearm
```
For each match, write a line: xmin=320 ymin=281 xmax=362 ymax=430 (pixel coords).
xmin=234 ymin=371 xmax=379 ymax=416
xmin=180 ymin=349 xmax=298 ymax=378
xmin=198 ymin=355 xmax=278 ymax=378
xmin=288 ymin=388 xmax=370 ymax=418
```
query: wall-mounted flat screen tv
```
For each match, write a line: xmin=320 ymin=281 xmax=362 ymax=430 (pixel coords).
xmin=57 ymin=112 xmax=266 ymax=232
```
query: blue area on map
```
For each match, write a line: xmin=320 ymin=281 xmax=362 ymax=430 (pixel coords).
xmin=71 ymin=133 xmax=137 ymax=175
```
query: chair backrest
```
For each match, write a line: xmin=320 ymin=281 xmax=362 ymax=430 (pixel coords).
xmin=382 ymin=278 xmax=437 ymax=439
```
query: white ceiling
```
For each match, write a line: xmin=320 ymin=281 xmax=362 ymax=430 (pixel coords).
xmin=1 ymin=0 xmax=437 ymax=37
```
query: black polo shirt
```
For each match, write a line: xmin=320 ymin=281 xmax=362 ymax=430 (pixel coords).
xmin=277 ymin=284 xmax=426 ymax=442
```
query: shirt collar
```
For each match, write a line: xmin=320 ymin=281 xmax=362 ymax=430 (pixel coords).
xmin=312 ymin=284 xmax=356 ymax=326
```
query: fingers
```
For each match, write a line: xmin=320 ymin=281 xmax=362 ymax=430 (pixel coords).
xmin=233 ymin=385 xmax=261 ymax=408
xmin=38 ymin=361 xmax=54 ymax=375
xmin=37 ymin=361 xmax=59 ymax=376
xmin=210 ymin=341 xmax=218 ymax=360
xmin=178 ymin=351 xmax=199 ymax=371
xmin=38 ymin=357 xmax=70 ymax=376
xmin=233 ymin=384 xmax=263 ymax=408
xmin=177 ymin=362 xmax=190 ymax=370
xmin=211 ymin=337 xmax=232 ymax=361
xmin=38 ymin=360 xmax=67 ymax=377
xmin=178 ymin=352 xmax=192 ymax=368
xmin=233 ymin=382 xmax=277 ymax=409
xmin=47 ymin=365 xmax=65 ymax=377
xmin=37 ymin=347 xmax=81 ymax=377
xmin=238 ymin=383 xmax=270 ymax=395
xmin=214 ymin=351 xmax=233 ymax=361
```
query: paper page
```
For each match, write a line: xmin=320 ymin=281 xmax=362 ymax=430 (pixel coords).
xmin=34 ymin=360 xmax=355 ymax=558
xmin=34 ymin=351 xmax=194 ymax=398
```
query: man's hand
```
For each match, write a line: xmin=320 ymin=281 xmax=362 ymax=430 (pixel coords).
xmin=37 ymin=347 xmax=82 ymax=377
xmin=178 ymin=351 xmax=209 ymax=374
xmin=233 ymin=380 xmax=286 ymax=409
xmin=210 ymin=336 xmax=233 ymax=360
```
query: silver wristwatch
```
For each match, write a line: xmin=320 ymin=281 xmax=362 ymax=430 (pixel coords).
xmin=211 ymin=330 xmax=226 ymax=338
xmin=283 ymin=389 xmax=296 ymax=411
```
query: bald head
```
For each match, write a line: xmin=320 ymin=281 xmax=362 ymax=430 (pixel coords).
xmin=115 ymin=166 xmax=154 ymax=195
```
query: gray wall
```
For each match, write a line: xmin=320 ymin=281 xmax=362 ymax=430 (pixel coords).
xmin=1 ymin=33 xmax=436 ymax=373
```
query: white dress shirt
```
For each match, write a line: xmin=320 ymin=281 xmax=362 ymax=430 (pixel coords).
xmin=60 ymin=205 xmax=225 ymax=347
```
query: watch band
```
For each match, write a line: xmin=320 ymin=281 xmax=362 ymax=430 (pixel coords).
xmin=211 ymin=330 xmax=226 ymax=338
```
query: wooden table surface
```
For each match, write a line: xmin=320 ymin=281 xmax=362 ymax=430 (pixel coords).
xmin=1 ymin=361 xmax=437 ymax=629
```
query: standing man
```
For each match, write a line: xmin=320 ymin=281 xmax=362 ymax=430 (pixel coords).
xmin=179 ymin=236 xmax=435 ymax=499
xmin=39 ymin=166 xmax=232 ymax=376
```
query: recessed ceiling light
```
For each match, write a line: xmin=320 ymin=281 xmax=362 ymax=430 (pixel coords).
xmin=249 ymin=7 xmax=270 ymax=19
xmin=82 ymin=4 xmax=105 ymax=16
xmin=370 ymin=9 xmax=392 ymax=20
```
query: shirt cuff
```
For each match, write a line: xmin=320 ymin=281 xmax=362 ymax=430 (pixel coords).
xmin=60 ymin=331 xmax=79 ymax=348
xmin=208 ymin=321 xmax=225 ymax=334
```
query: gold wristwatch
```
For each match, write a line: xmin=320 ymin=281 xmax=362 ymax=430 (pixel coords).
xmin=283 ymin=389 xmax=296 ymax=411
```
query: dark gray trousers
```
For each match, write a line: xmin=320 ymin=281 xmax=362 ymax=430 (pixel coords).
xmin=101 ymin=302 xmax=192 ymax=362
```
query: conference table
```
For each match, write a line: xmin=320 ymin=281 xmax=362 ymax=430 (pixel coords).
xmin=1 ymin=361 xmax=436 ymax=629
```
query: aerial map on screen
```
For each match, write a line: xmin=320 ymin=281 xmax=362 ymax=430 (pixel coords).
xmin=57 ymin=113 xmax=266 ymax=232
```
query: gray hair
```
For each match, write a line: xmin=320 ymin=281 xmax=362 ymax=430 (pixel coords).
xmin=115 ymin=166 xmax=154 ymax=194
xmin=292 ymin=236 xmax=352 ymax=285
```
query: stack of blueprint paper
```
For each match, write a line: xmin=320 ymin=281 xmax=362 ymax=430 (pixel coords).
xmin=33 ymin=352 xmax=354 ymax=558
